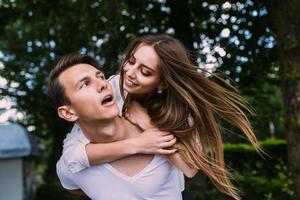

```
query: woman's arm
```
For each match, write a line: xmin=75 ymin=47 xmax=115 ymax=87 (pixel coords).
xmin=166 ymin=153 xmax=198 ymax=178
xmin=86 ymin=130 xmax=177 ymax=165
xmin=62 ymin=124 xmax=177 ymax=172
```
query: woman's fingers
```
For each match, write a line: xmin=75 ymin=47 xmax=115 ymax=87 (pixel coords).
xmin=158 ymin=148 xmax=178 ymax=155
xmin=160 ymin=137 xmax=177 ymax=148
xmin=162 ymin=134 xmax=175 ymax=142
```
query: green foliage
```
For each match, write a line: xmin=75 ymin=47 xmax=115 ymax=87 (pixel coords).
xmin=34 ymin=181 xmax=89 ymax=200
xmin=0 ymin=0 xmax=289 ymax=198
xmin=243 ymin=80 xmax=284 ymax=139
xmin=285 ymin=71 xmax=300 ymax=81
xmin=185 ymin=139 xmax=293 ymax=200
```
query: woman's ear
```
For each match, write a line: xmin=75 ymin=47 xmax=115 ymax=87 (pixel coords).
xmin=158 ymin=80 xmax=168 ymax=91
xmin=57 ymin=105 xmax=78 ymax=122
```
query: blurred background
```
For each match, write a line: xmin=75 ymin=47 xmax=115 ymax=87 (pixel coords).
xmin=0 ymin=0 xmax=299 ymax=199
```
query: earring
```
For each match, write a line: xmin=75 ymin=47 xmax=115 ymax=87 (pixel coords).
xmin=157 ymin=89 xmax=162 ymax=94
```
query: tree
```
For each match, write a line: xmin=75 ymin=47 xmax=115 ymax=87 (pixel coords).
xmin=267 ymin=0 xmax=300 ymax=198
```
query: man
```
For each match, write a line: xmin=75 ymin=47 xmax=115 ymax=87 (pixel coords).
xmin=47 ymin=54 xmax=185 ymax=199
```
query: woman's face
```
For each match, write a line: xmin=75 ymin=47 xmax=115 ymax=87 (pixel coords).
xmin=122 ymin=43 xmax=164 ymax=96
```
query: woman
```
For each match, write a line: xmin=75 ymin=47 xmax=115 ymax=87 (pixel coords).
xmin=61 ymin=34 xmax=260 ymax=200
xmin=119 ymin=34 xmax=261 ymax=200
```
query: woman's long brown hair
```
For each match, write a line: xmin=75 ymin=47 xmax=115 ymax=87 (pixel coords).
xmin=120 ymin=34 xmax=261 ymax=200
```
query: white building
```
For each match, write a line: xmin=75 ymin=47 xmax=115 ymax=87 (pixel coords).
xmin=0 ymin=123 xmax=39 ymax=200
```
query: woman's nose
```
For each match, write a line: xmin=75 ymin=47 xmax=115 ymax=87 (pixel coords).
xmin=124 ymin=64 xmax=136 ymax=79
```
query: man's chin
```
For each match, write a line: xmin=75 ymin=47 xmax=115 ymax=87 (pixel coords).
xmin=106 ymin=106 xmax=120 ymax=117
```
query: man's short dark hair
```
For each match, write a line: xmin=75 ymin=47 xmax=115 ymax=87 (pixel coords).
xmin=46 ymin=53 xmax=102 ymax=109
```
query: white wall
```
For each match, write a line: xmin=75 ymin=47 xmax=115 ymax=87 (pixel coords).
xmin=0 ymin=158 xmax=23 ymax=200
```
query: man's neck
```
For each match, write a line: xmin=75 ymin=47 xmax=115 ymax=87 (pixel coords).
xmin=78 ymin=117 xmax=127 ymax=143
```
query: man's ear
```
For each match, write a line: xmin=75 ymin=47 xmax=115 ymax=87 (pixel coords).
xmin=57 ymin=105 xmax=78 ymax=122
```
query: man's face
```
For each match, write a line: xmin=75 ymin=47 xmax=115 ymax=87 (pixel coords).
xmin=58 ymin=64 xmax=119 ymax=122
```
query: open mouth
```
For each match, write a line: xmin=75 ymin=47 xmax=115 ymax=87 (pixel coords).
xmin=101 ymin=95 xmax=113 ymax=105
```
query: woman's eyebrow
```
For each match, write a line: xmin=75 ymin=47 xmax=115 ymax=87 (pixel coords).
xmin=140 ymin=64 xmax=156 ymax=72
xmin=134 ymin=55 xmax=156 ymax=72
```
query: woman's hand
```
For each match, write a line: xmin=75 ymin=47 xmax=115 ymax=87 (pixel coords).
xmin=125 ymin=101 xmax=177 ymax=154
xmin=134 ymin=128 xmax=177 ymax=155
xmin=125 ymin=101 xmax=154 ymax=130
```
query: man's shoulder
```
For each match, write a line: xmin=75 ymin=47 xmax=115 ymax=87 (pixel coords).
xmin=63 ymin=123 xmax=89 ymax=146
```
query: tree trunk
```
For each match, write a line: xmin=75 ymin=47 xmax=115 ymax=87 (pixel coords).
xmin=267 ymin=0 xmax=300 ymax=199
xmin=101 ymin=0 xmax=123 ymax=76
xmin=166 ymin=0 xmax=195 ymax=51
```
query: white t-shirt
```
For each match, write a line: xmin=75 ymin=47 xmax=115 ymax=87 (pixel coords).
xmin=57 ymin=74 xmax=185 ymax=199
xmin=57 ymin=128 xmax=184 ymax=200
xmin=61 ymin=75 xmax=124 ymax=173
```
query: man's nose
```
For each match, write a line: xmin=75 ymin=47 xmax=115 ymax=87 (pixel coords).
xmin=96 ymin=79 xmax=107 ymax=92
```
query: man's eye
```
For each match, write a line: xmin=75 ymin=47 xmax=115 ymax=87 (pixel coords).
xmin=80 ymin=81 xmax=89 ymax=89
xmin=97 ymin=74 xmax=105 ymax=80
